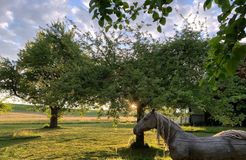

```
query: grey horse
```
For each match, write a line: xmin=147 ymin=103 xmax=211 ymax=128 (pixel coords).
xmin=133 ymin=109 xmax=246 ymax=160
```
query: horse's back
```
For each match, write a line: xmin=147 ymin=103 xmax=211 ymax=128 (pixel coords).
xmin=171 ymin=135 xmax=246 ymax=160
xmin=214 ymin=130 xmax=246 ymax=140
xmin=190 ymin=136 xmax=246 ymax=160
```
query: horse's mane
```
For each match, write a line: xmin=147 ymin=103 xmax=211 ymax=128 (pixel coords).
xmin=214 ymin=130 xmax=246 ymax=140
xmin=155 ymin=112 xmax=182 ymax=145
xmin=155 ymin=112 xmax=246 ymax=141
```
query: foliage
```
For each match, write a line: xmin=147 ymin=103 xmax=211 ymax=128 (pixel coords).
xmin=89 ymin=0 xmax=246 ymax=84
xmin=152 ymin=26 xmax=208 ymax=112
xmin=203 ymin=76 xmax=246 ymax=126
xmin=203 ymin=0 xmax=246 ymax=84
xmin=0 ymin=57 xmax=21 ymax=96
xmin=0 ymin=101 xmax=11 ymax=113
xmin=78 ymin=25 xmax=162 ymax=120
xmin=89 ymin=0 xmax=173 ymax=32
xmin=17 ymin=21 xmax=84 ymax=106
xmin=0 ymin=21 xmax=96 ymax=127
xmin=88 ymin=0 xmax=246 ymax=125
xmin=77 ymin=22 xmax=212 ymax=130
xmin=159 ymin=107 xmax=189 ymax=123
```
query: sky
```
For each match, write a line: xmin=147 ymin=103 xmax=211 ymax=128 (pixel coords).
xmin=0 ymin=0 xmax=223 ymax=61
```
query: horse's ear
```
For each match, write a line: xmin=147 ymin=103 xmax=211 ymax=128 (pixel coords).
xmin=151 ymin=108 xmax=155 ymax=113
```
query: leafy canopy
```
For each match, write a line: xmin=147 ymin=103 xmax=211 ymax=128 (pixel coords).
xmin=0 ymin=21 xmax=96 ymax=114
xmin=89 ymin=0 xmax=173 ymax=32
xmin=89 ymin=0 xmax=246 ymax=84
xmin=203 ymin=0 xmax=246 ymax=84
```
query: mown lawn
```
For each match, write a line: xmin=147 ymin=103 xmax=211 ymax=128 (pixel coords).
xmin=0 ymin=121 xmax=168 ymax=160
xmin=1 ymin=121 xmax=246 ymax=160
xmin=1 ymin=108 xmax=246 ymax=160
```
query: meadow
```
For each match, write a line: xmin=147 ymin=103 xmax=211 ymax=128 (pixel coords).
xmin=0 ymin=104 xmax=245 ymax=160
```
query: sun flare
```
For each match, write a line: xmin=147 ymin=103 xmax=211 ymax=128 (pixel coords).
xmin=130 ymin=103 xmax=137 ymax=109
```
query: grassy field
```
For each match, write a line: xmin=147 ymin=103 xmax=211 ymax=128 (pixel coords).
xmin=0 ymin=121 xmax=168 ymax=160
xmin=9 ymin=103 xmax=99 ymax=117
xmin=0 ymin=105 xmax=246 ymax=160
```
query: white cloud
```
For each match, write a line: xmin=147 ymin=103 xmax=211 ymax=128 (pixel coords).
xmin=71 ymin=7 xmax=80 ymax=14
xmin=0 ymin=0 xmax=69 ymax=60
xmin=240 ymin=38 xmax=246 ymax=44
xmin=0 ymin=22 xmax=8 ymax=29
xmin=81 ymin=0 xmax=90 ymax=8
xmin=6 ymin=10 xmax=14 ymax=21
xmin=2 ymin=39 xmax=20 ymax=46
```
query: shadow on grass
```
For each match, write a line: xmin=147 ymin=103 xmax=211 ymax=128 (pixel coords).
xmin=0 ymin=135 xmax=41 ymax=148
xmin=82 ymin=146 xmax=166 ymax=160
xmin=117 ymin=146 xmax=167 ymax=160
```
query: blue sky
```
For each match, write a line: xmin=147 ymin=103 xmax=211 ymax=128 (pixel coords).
xmin=0 ymin=0 xmax=222 ymax=60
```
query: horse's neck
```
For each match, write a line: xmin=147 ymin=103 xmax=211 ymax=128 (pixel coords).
xmin=158 ymin=115 xmax=184 ymax=145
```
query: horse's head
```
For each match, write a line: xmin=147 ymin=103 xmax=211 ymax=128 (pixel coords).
xmin=133 ymin=109 xmax=157 ymax=135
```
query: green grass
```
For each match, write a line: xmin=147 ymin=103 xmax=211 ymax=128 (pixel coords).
xmin=9 ymin=104 xmax=36 ymax=112
xmin=9 ymin=103 xmax=101 ymax=117
xmin=0 ymin=122 xmax=168 ymax=160
xmin=63 ymin=110 xmax=99 ymax=117
xmin=0 ymin=121 xmax=245 ymax=160
xmin=1 ymin=107 xmax=246 ymax=160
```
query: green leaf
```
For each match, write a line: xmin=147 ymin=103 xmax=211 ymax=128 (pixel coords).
xmin=148 ymin=8 xmax=153 ymax=14
xmin=92 ymin=10 xmax=99 ymax=19
xmin=157 ymin=25 xmax=162 ymax=32
xmin=105 ymin=15 xmax=112 ymax=24
xmin=203 ymin=0 xmax=213 ymax=10
xmin=235 ymin=0 xmax=245 ymax=5
xmin=131 ymin=14 xmax=137 ymax=20
xmin=133 ymin=2 xmax=138 ymax=7
xmin=105 ymin=25 xmax=111 ymax=32
xmin=115 ymin=10 xmax=122 ymax=18
xmin=226 ymin=44 xmax=246 ymax=75
xmin=125 ymin=19 xmax=130 ymax=24
xmin=89 ymin=0 xmax=95 ymax=7
xmin=166 ymin=6 xmax=172 ymax=13
xmin=99 ymin=17 xmax=104 ymax=27
xmin=152 ymin=11 xmax=159 ymax=21
xmin=162 ymin=8 xmax=168 ymax=16
xmin=159 ymin=17 xmax=166 ymax=25
xmin=166 ymin=0 xmax=173 ymax=4
xmin=143 ymin=0 xmax=151 ymax=6
xmin=217 ymin=15 xmax=224 ymax=23
xmin=119 ymin=24 xmax=123 ymax=30
xmin=218 ymin=0 xmax=230 ymax=12
xmin=209 ymin=36 xmax=222 ymax=47
xmin=123 ymin=2 xmax=129 ymax=9
xmin=89 ymin=4 xmax=96 ymax=13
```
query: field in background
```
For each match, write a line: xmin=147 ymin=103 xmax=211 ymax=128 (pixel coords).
xmin=1 ymin=104 xmax=135 ymax=123
xmin=9 ymin=103 xmax=99 ymax=117
xmin=0 ymin=104 xmax=246 ymax=160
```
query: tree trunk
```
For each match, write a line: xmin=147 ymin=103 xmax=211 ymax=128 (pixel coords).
xmin=50 ymin=107 xmax=59 ymax=128
xmin=189 ymin=107 xmax=193 ymax=125
xmin=135 ymin=103 xmax=145 ymax=147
